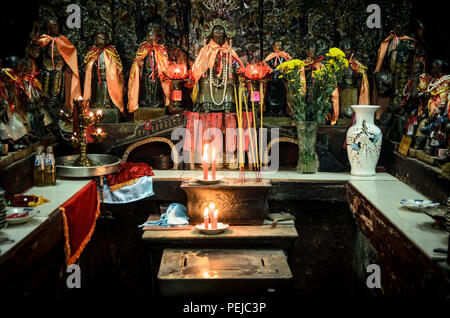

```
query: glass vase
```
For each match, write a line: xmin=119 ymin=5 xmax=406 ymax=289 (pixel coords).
xmin=296 ymin=121 xmax=319 ymax=173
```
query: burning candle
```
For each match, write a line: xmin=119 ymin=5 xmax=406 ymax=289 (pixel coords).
xmin=211 ymin=146 xmax=216 ymax=180
xmin=203 ymin=207 xmax=209 ymax=230
xmin=96 ymin=128 xmax=102 ymax=134
xmin=212 ymin=209 xmax=218 ymax=230
xmin=202 ymin=144 xmax=209 ymax=180
xmin=208 ymin=203 xmax=215 ymax=224
xmin=78 ymin=96 xmax=83 ymax=101
xmin=89 ymin=112 xmax=94 ymax=118
xmin=96 ymin=109 xmax=103 ymax=116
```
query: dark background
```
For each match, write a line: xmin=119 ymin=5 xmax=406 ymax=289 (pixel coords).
xmin=1 ymin=0 xmax=448 ymax=71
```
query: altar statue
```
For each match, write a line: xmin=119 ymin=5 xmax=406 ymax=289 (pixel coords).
xmin=83 ymin=30 xmax=124 ymax=112
xmin=190 ymin=18 xmax=243 ymax=113
xmin=264 ymin=40 xmax=292 ymax=116
xmin=128 ymin=23 xmax=171 ymax=112
xmin=426 ymin=60 xmax=450 ymax=116
xmin=400 ymin=61 xmax=431 ymax=114
xmin=338 ymin=38 xmax=370 ymax=119
xmin=374 ymin=24 xmax=416 ymax=115
xmin=36 ymin=18 xmax=81 ymax=113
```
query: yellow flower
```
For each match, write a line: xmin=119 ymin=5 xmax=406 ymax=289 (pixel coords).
xmin=278 ymin=75 xmax=283 ymax=78
xmin=326 ymin=47 xmax=346 ymax=58
xmin=290 ymin=79 xmax=296 ymax=82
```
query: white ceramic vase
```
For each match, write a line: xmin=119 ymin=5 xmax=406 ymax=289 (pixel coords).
xmin=346 ymin=105 xmax=382 ymax=176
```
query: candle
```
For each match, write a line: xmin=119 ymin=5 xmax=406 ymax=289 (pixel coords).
xmin=211 ymin=146 xmax=216 ymax=180
xmin=203 ymin=207 xmax=209 ymax=230
xmin=96 ymin=128 xmax=102 ymax=134
xmin=202 ymin=144 xmax=209 ymax=180
xmin=89 ymin=112 xmax=93 ymax=117
xmin=208 ymin=203 xmax=215 ymax=225
xmin=212 ymin=209 xmax=218 ymax=230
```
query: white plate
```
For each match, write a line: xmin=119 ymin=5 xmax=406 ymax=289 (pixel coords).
xmin=400 ymin=199 xmax=439 ymax=211
xmin=6 ymin=207 xmax=38 ymax=224
xmin=193 ymin=175 xmax=224 ymax=185
xmin=195 ymin=222 xmax=229 ymax=235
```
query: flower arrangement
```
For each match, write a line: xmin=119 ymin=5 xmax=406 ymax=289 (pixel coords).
xmin=276 ymin=47 xmax=348 ymax=124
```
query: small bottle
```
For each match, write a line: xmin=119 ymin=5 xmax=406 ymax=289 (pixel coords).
xmin=34 ymin=146 xmax=45 ymax=187
xmin=44 ymin=145 xmax=56 ymax=186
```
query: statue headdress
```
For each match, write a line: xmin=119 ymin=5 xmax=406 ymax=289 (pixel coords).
xmin=202 ymin=18 xmax=235 ymax=38
xmin=201 ymin=0 xmax=237 ymax=38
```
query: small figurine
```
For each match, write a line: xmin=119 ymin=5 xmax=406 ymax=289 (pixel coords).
xmin=426 ymin=60 xmax=450 ymax=116
xmin=36 ymin=18 xmax=81 ymax=113
xmin=128 ymin=23 xmax=171 ymax=112
xmin=83 ymin=29 xmax=125 ymax=113
xmin=264 ymin=40 xmax=292 ymax=116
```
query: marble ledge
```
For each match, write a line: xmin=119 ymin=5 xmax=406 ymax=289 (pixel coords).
xmin=349 ymin=180 xmax=448 ymax=260
xmin=151 ymin=170 xmax=398 ymax=182
xmin=0 ymin=179 xmax=92 ymax=258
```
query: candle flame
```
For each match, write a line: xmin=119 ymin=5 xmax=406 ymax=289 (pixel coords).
xmin=89 ymin=112 xmax=93 ymax=117
xmin=96 ymin=128 xmax=102 ymax=134
xmin=204 ymin=207 xmax=209 ymax=216
xmin=96 ymin=109 xmax=103 ymax=115
xmin=213 ymin=209 xmax=218 ymax=218
xmin=202 ymin=144 xmax=209 ymax=161
xmin=78 ymin=96 xmax=83 ymax=101
xmin=209 ymin=203 xmax=215 ymax=211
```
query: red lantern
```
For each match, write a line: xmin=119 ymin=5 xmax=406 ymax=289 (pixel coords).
xmin=241 ymin=62 xmax=271 ymax=81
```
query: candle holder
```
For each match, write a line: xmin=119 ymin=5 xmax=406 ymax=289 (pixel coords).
xmin=164 ymin=63 xmax=190 ymax=110
xmin=59 ymin=99 xmax=106 ymax=167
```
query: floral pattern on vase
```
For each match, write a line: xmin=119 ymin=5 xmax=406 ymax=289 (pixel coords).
xmin=346 ymin=105 xmax=382 ymax=176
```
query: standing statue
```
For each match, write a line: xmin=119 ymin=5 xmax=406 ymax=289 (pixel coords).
xmin=264 ymin=40 xmax=292 ymax=116
xmin=83 ymin=29 xmax=125 ymax=113
xmin=184 ymin=18 xmax=244 ymax=167
xmin=338 ymin=38 xmax=370 ymax=119
xmin=400 ymin=61 xmax=431 ymax=114
xmin=128 ymin=23 xmax=171 ymax=112
xmin=36 ymin=18 xmax=81 ymax=114
xmin=374 ymin=24 xmax=416 ymax=117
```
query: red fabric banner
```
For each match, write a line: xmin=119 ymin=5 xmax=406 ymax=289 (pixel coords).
xmin=60 ymin=181 xmax=100 ymax=265
xmin=107 ymin=162 xmax=154 ymax=189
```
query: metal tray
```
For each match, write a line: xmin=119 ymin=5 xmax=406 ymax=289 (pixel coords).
xmin=55 ymin=154 xmax=121 ymax=178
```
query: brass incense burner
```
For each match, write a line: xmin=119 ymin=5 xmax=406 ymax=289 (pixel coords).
xmin=59 ymin=98 xmax=107 ymax=167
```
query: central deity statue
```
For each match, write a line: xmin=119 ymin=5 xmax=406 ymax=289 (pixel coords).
xmin=190 ymin=18 xmax=243 ymax=113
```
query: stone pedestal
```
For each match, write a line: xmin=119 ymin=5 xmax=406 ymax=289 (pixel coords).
xmin=181 ymin=178 xmax=272 ymax=225
xmin=133 ymin=108 xmax=166 ymax=122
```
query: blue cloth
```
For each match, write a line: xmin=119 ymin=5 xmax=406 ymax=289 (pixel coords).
xmin=138 ymin=203 xmax=189 ymax=228
xmin=100 ymin=176 xmax=154 ymax=204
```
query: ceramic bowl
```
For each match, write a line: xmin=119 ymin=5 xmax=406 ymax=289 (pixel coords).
xmin=6 ymin=207 xmax=38 ymax=224
xmin=400 ymin=199 xmax=439 ymax=211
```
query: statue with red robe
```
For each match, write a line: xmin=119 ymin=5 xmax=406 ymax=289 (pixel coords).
xmin=83 ymin=30 xmax=124 ymax=113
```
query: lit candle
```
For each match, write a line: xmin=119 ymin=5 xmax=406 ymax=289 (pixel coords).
xmin=212 ymin=209 xmax=218 ymax=230
xmin=211 ymin=146 xmax=216 ymax=180
xmin=96 ymin=128 xmax=102 ymax=134
xmin=78 ymin=96 xmax=83 ymax=101
xmin=89 ymin=112 xmax=94 ymax=118
xmin=208 ymin=203 xmax=215 ymax=225
xmin=203 ymin=207 xmax=209 ymax=230
xmin=202 ymin=144 xmax=209 ymax=180
xmin=96 ymin=109 xmax=103 ymax=115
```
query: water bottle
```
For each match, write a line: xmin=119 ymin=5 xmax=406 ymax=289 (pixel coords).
xmin=34 ymin=146 xmax=45 ymax=187
xmin=45 ymin=145 xmax=56 ymax=186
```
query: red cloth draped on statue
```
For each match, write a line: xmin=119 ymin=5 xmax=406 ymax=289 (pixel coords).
xmin=183 ymin=111 xmax=252 ymax=153
xmin=106 ymin=162 xmax=154 ymax=191
xmin=59 ymin=181 xmax=100 ymax=265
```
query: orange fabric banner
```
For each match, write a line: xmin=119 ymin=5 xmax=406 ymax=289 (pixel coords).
xmin=190 ymin=40 xmax=243 ymax=84
xmin=127 ymin=43 xmax=171 ymax=112
xmin=264 ymin=51 xmax=292 ymax=66
xmin=83 ymin=46 xmax=125 ymax=112
xmin=37 ymin=34 xmax=81 ymax=111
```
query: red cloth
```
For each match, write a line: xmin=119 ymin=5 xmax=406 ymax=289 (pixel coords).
xmin=107 ymin=162 xmax=154 ymax=187
xmin=60 ymin=181 xmax=100 ymax=265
